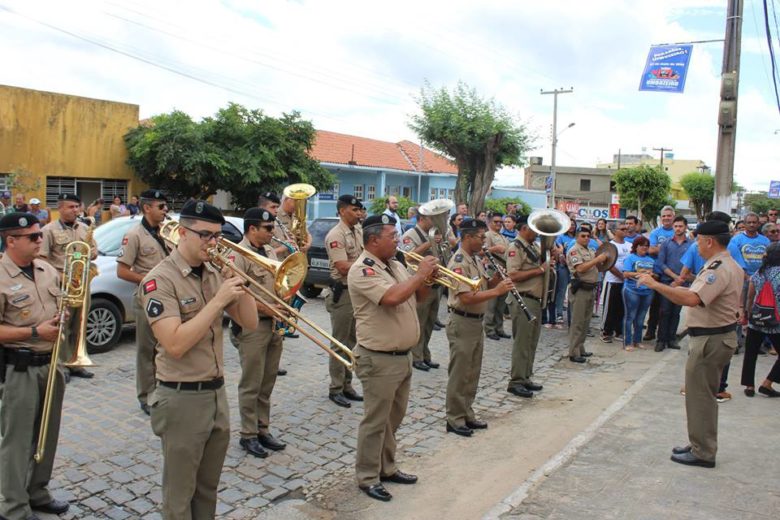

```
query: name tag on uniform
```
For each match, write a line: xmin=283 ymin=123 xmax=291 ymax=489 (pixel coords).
xmin=12 ymin=294 xmax=30 ymax=304
xmin=180 ymin=297 xmax=197 ymax=305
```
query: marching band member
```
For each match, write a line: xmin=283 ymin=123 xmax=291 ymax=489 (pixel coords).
xmin=141 ymin=200 xmax=257 ymax=519
xmin=349 ymin=214 xmax=437 ymax=502
xmin=116 ymin=189 xmax=169 ymax=415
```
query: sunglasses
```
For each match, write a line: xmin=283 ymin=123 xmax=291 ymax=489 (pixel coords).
xmin=259 ymin=225 xmax=274 ymax=231
xmin=181 ymin=225 xmax=222 ymax=242
xmin=10 ymin=232 xmax=44 ymax=241
xmin=769 ymin=230 xmax=780 ymax=234
xmin=156 ymin=203 xmax=168 ymax=210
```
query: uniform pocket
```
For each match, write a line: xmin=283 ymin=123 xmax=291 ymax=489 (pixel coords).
xmin=178 ymin=298 xmax=204 ymax=321
xmin=149 ymin=390 xmax=168 ymax=436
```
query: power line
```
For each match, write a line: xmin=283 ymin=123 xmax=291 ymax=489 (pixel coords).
xmin=762 ymin=0 xmax=780 ymax=113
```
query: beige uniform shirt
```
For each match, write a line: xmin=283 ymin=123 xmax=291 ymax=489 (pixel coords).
xmin=0 ymin=255 xmax=61 ymax=353
xmin=687 ymin=251 xmax=743 ymax=328
xmin=400 ymin=225 xmax=445 ymax=270
xmin=447 ymin=247 xmax=488 ymax=314
xmin=117 ymin=219 xmax=168 ymax=276
xmin=140 ymin=249 xmax=224 ymax=382
xmin=506 ymin=237 xmax=544 ymax=298
xmin=348 ymin=250 xmax=419 ymax=351
xmin=40 ymin=219 xmax=96 ymax=272
xmin=567 ymin=242 xmax=598 ymax=284
xmin=324 ymin=220 xmax=363 ymax=282
xmin=485 ymin=230 xmax=509 ymax=258
xmin=229 ymin=238 xmax=277 ymax=307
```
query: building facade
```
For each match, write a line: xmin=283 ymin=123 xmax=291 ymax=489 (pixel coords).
xmin=524 ymin=163 xmax=614 ymax=207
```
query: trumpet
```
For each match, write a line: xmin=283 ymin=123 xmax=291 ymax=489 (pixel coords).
xmin=207 ymin=243 xmax=355 ymax=370
xmin=398 ymin=248 xmax=481 ymax=292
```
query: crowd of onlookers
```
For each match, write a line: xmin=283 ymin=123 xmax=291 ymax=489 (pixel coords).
xmin=0 ymin=191 xmax=140 ymax=226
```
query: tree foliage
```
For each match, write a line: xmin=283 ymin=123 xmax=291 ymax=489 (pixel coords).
xmin=744 ymin=192 xmax=777 ymax=215
xmin=408 ymin=81 xmax=535 ymax=216
xmin=483 ymin=197 xmax=532 ymax=216
xmin=368 ymin=196 xmax=417 ymax=217
xmin=613 ymin=165 xmax=673 ymax=225
xmin=124 ymin=103 xmax=334 ymax=209
xmin=680 ymin=171 xmax=715 ymax=220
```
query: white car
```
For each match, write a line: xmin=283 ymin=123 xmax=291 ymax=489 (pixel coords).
xmin=86 ymin=215 xmax=244 ymax=352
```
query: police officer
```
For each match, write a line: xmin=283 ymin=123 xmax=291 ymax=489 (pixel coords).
xmin=400 ymin=211 xmax=444 ymax=371
xmin=505 ymin=215 xmax=546 ymax=398
xmin=484 ymin=212 xmax=511 ymax=340
xmin=445 ymin=219 xmax=514 ymax=437
xmin=116 ymin=189 xmax=169 ymax=415
xmin=637 ymin=220 xmax=742 ymax=468
xmin=348 ymin=214 xmax=437 ymax=502
xmin=232 ymin=208 xmax=286 ymax=458
xmin=324 ymin=195 xmax=364 ymax=408
xmin=141 ymin=200 xmax=258 ymax=519
xmin=566 ymin=225 xmax=609 ymax=363
xmin=0 ymin=213 xmax=71 ymax=520
xmin=39 ymin=193 xmax=96 ymax=379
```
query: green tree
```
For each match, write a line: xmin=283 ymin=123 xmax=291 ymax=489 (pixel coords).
xmin=680 ymin=171 xmax=714 ymax=220
xmin=124 ymin=103 xmax=334 ymax=209
xmin=408 ymin=81 xmax=535 ymax=216
xmin=744 ymin=192 xmax=776 ymax=215
xmin=483 ymin=197 xmax=532 ymax=216
xmin=369 ymin=196 xmax=417 ymax=217
xmin=613 ymin=165 xmax=673 ymax=225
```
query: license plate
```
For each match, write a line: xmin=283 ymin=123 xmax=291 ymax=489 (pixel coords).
xmin=310 ymin=258 xmax=329 ymax=269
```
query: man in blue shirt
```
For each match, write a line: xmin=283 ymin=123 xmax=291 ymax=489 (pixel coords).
xmin=644 ymin=206 xmax=676 ymax=342
xmin=728 ymin=212 xmax=769 ymax=276
xmin=624 ymin=216 xmax=641 ymax=243
xmin=655 ymin=215 xmax=691 ymax=351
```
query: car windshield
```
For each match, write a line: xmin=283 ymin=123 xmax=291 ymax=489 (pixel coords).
xmin=309 ymin=219 xmax=339 ymax=247
xmin=93 ymin=218 xmax=139 ymax=256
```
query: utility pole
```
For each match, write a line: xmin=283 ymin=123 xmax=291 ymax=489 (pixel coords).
xmin=541 ymin=87 xmax=573 ymax=209
xmin=653 ymin=147 xmax=673 ymax=170
xmin=713 ymin=0 xmax=743 ymax=213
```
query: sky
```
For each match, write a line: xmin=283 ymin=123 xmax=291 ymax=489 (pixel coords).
xmin=1 ymin=0 xmax=779 ymax=192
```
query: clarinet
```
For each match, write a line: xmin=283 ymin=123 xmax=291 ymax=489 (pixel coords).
xmin=481 ymin=246 xmax=536 ymax=322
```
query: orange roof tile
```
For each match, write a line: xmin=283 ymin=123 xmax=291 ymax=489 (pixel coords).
xmin=311 ymin=130 xmax=456 ymax=175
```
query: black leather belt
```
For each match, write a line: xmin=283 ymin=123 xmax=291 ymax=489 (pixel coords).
xmin=450 ymin=308 xmax=484 ymax=320
xmin=359 ymin=345 xmax=411 ymax=356
xmin=3 ymin=348 xmax=52 ymax=366
xmin=158 ymin=377 xmax=224 ymax=391
xmin=688 ymin=324 xmax=737 ymax=337
xmin=258 ymin=317 xmax=274 ymax=322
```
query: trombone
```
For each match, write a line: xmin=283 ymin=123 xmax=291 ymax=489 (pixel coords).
xmin=398 ymin=249 xmax=481 ymax=292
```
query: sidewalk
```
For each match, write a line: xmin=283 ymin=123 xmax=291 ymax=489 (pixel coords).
xmin=496 ymin=345 xmax=780 ymax=520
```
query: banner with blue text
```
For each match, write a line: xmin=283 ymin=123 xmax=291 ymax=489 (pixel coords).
xmin=638 ymin=44 xmax=693 ymax=93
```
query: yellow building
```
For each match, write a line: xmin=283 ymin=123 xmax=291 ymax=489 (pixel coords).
xmin=0 ymin=84 xmax=145 ymax=220
xmin=597 ymin=153 xmax=710 ymax=202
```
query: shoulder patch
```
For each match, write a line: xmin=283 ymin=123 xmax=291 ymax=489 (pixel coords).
xmin=122 ymin=237 xmax=129 ymax=245
xmin=329 ymin=241 xmax=340 ymax=249
xmin=363 ymin=257 xmax=375 ymax=266
xmin=707 ymin=260 xmax=722 ymax=270
xmin=146 ymin=298 xmax=163 ymax=318
xmin=705 ymin=273 xmax=717 ymax=285
xmin=143 ymin=279 xmax=157 ymax=294
xmin=454 ymin=254 xmax=463 ymax=262
xmin=362 ymin=267 xmax=376 ymax=276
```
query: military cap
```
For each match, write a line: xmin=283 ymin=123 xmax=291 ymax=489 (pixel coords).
xmin=576 ymin=225 xmax=592 ymax=234
xmin=180 ymin=199 xmax=225 ymax=224
xmin=1 ymin=191 xmax=10 ymax=199
xmin=58 ymin=193 xmax=81 ymax=203
xmin=705 ymin=211 xmax=732 ymax=224
xmin=260 ymin=192 xmax=281 ymax=204
xmin=696 ymin=220 xmax=730 ymax=236
xmin=0 ymin=212 xmax=39 ymax=231
xmin=243 ymin=207 xmax=275 ymax=224
xmin=139 ymin=189 xmax=167 ymax=201
xmin=337 ymin=194 xmax=363 ymax=208
xmin=515 ymin=214 xmax=529 ymax=225
xmin=362 ymin=213 xmax=396 ymax=230
xmin=459 ymin=218 xmax=487 ymax=231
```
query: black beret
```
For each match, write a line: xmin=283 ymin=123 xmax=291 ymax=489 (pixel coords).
xmin=515 ymin=214 xmax=529 ymax=225
xmin=706 ymin=211 xmax=732 ymax=224
xmin=363 ymin=214 xmax=396 ymax=230
xmin=243 ymin=207 xmax=275 ymax=224
xmin=260 ymin=192 xmax=281 ymax=204
xmin=180 ymin=199 xmax=225 ymax=224
xmin=576 ymin=225 xmax=592 ymax=234
xmin=337 ymin=194 xmax=363 ymax=208
xmin=58 ymin=193 xmax=81 ymax=203
xmin=139 ymin=189 xmax=167 ymax=201
xmin=459 ymin=218 xmax=487 ymax=231
xmin=0 ymin=212 xmax=39 ymax=231
xmin=696 ymin=220 xmax=730 ymax=236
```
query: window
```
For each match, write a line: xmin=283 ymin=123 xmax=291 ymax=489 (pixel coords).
xmin=367 ymin=185 xmax=376 ymax=201
xmin=390 ymin=185 xmax=400 ymax=196
xmin=430 ymin=188 xmax=437 ymax=200
xmin=447 ymin=189 xmax=455 ymax=200
xmin=438 ymin=188 xmax=447 ymax=198
xmin=46 ymin=177 xmax=77 ymax=208
xmin=102 ymin=180 xmax=129 ymax=209
xmin=0 ymin=174 xmax=8 ymax=192
xmin=402 ymin=186 xmax=412 ymax=199
xmin=580 ymin=179 xmax=591 ymax=192
xmin=353 ymin=184 xmax=364 ymax=200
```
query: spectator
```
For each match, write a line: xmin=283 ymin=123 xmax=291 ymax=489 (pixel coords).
xmin=600 ymin=221 xmax=631 ymax=342
xmin=476 ymin=210 xmax=487 ymax=222
xmin=448 ymin=213 xmax=463 ymax=251
xmin=759 ymin=213 xmax=769 ymax=225
xmin=735 ymin=220 xmax=745 ymax=234
xmin=621 ymin=236 xmax=656 ymax=351
xmin=501 ymin=214 xmax=517 ymax=240
xmin=382 ymin=195 xmax=403 ymax=237
xmin=655 ymin=216 xmax=692 ymax=351
xmin=594 ymin=218 xmax=611 ymax=245
xmin=624 ymin=215 xmax=641 ymax=243
xmin=456 ymin=203 xmax=469 ymax=217
xmin=769 ymin=208 xmax=778 ymax=224
xmin=87 ymin=198 xmax=104 ymax=225
xmin=110 ymin=196 xmax=130 ymax=219
xmin=29 ymin=198 xmax=49 ymax=225
xmin=0 ymin=191 xmax=10 ymax=216
xmin=405 ymin=206 xmax=418 ymax=232
xmin=741 ymin=242 xmax=780 ymax=398
xmin=762 ymin=222 xmax=779 ymax=242
xmin=554 ymin=216 xmax=577 ymax=326
xmin=644 ymin=206 xmax=676 ymax=342
xmin=505 ymin=202 xmax=517 ymax=217
xmin=12 ymin=193 xmax=29 ymax=213
xmin=127 ymin=195 xmax=140 ymax=216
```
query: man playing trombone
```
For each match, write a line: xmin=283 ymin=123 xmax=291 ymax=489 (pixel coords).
xmin=349 ymin=214 xmax=437 ymax=502
xmin=141 ymin=200 xmax=257 ymax=519
xmin=0 ymin=213 xmax=72 ymax=520
xmin=231 ymin=208 xmax=287 ymax=458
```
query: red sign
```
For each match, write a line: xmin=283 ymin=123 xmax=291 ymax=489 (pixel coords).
xmin=557 ymin=201 xmax=580 ymax=214
xmin=609 ymin=204 xmax=621 ymax=218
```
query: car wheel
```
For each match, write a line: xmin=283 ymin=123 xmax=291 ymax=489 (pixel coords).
xmin=302 ymin=284 xmax=323 ymax=298
xmin=86 ymin=298 xmax=123 ymax=353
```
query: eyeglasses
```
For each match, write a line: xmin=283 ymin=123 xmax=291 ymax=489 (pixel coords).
xmin=10 ymin=232 xmax=44 ymax=241
xmin=156 ymin=203 xmax=168 ymax=210
xmin=769 ymin=230 xmax=780 ymax=234
xmin=181 ymin=225 xmax=222 ymax=242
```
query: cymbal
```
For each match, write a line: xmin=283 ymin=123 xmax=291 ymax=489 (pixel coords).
xmin=595 ymin=242 xmax=618 ymax=272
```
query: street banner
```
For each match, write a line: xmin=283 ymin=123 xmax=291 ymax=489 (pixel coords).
xmin=769 ymin=180 xmax=780 ymax=199
xmin=638 ymin=44 xmax=693 ymax=93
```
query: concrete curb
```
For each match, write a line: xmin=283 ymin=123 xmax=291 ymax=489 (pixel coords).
xmin=482 ymin=351 xmax=675 ymax=520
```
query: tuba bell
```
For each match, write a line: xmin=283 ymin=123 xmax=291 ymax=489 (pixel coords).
xmin=527 ymin=209 xmax=571 ymax=309
xmin=418 ymin=198 xmax=454 ymax=265
xmin=282 ymin=183 xmax=317 ymax=250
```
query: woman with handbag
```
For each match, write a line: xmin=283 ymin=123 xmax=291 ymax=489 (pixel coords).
xmin=741 ymin=242 xmax=780 ymax=397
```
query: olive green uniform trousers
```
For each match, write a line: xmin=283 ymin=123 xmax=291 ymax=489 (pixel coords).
xmin=508 ymin=298 xmax=542 ymax=386
xmin=325 ymin=291 xmax=356 ymax=394
xmin=445 ymin=313 xmax=485 ymax=427
xmin=413 ymin=286 xmax=440 ymax=363
xmin=484 ymin=294 xmax=508 ymax=336
xmin=237 ymin=319 xmax=283 ymax=438
xmin=568 ymin=287 xmax=594 ymax=357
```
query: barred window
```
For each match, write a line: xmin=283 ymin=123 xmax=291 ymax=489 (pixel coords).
xmin=0 ymin=174 xmax=8 ymax=192
xmin=353 ymin=184 xmax=364 ymax=200
xmin=46 ymin=177 xmax=77 ymax=208
xmin=430 ymin=188 xmax=437 ymax=201
xmin=102 ymin=180 xmax=128 ymax=209
xmin=367 ymin=185 xmax=376 ymax=201
xmin=401 ymin=186 xmax=412 ymax=199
